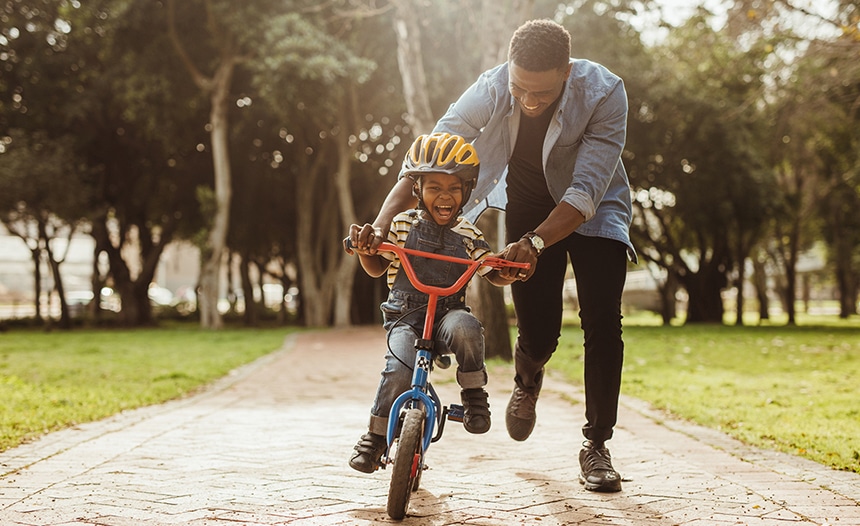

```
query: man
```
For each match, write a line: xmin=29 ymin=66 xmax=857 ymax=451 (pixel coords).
xmin=360 ymin=19 xmax=634 ymax=492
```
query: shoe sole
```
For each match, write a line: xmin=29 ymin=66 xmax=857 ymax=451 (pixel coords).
xmin=578 ymin=473 xmax=622 ymax=492
xmin=464 ymin=422 xmax=491 ymax=434
xmin=348 ymin=460 xmax=378 ymax=474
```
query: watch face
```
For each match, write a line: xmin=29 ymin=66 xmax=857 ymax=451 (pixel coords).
xmin=530 ymin=234 xmax=544 ymax=252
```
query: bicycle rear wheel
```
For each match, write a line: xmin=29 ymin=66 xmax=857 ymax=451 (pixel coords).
xmin=387 ymin=408 xmax=425 ymax=520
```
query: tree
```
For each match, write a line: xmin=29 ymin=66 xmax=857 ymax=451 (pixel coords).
xmin=0 ymin=1 xmax=102 ymax=328
xmin=0 ymin=132 xmax=90 ymax=328
xmin=251 ymin=6 xmax=404 ymax=327
xmin=729 ymin=0 xmax=860 ymax=323
xmin=80 ymin=1 xmax=211 ymax=326
xmin=165 ymin=0 xmax=245 ymax=329
xmin=1 ymin=0 xmax=215 ymax=327
xmin=625 ymin=9 xmax=778 ymax=324
xmin=0 ymin=131 xmax=85 ymax=329
xmin=390 ymin=0 xmax=435 ymax=135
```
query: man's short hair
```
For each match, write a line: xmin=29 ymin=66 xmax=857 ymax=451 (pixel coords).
xmin=508 ymin=19 xmax=571 ymax=72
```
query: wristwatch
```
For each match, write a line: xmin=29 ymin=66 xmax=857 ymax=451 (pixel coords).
xmin=522 ymin=231 xmax=545 ymax=256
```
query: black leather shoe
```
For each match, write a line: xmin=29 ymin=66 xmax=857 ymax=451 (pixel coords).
xmin=461 ymin=388 xmax=491 ymax=434
xmin=579 ymin=440 xmax=622 ymax=492
xmin=348 ymin=432 xmax=386 ymax=473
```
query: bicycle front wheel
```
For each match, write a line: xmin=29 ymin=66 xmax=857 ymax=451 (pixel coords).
xmin=387 ymin=408 xmax=425 ymax=520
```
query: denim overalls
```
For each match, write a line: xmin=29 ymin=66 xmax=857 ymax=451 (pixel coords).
xmin=368 ymin=211 xmax=488 ymax=436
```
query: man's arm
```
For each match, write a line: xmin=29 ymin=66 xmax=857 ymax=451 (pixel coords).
xmin=497 ymin=202 xmax=585 ymax=282
xmin=345 ymin=177 xmax=417 ymax=255
xmin=372 ymin=176 xmax=417 ymax=233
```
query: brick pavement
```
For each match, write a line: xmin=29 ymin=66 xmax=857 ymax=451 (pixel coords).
xmin=1 ymin=327 xmax=858 ymax=525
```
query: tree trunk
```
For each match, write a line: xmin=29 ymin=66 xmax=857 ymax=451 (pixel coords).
xmin=89 ymin=240 xmax=105 ymax=320
xmin=752 ymin=255 xmax=770 ymax=321
xmin=837 ymin=264 xmax=859 ymax=319
xmin=295 ymin=139 xmax=338 ymax=327
xmin=734 ymin=259 xmax=745 ymax=326
xmin=681 ymin=263 xmax=726 ymax=324
xmin=239 ymin=252 xmax=257 ymax=327
xmin=657 ymin=271 xmax=679 ymax=326
xmin=114 ymin=279 xmax=151 ymax=327
xmin=332 ymin=106 xmax=359 ymax=327
xmin=199 ymin=61 xmax=235 ymax=329
xmin=784 ymin=257 xmax=797 ymax=325
xmin=778 ymin=208 xmax=803 ymax=326
xmin=390 ymin=0 xmax=435 ymax=135
xmin=167 ymin=0 xmax=238 ymax=330
xmin=90 ymin=216 xmax=159 ymax=327
xmin=43 ymin=238 xmax=70 ymax=329
xmin=470 ymin=278 xmax=513 ymax=361
xmin=470 ymin=210 xmax=512 ymax=361
xmin=478 ymin=0 xmax=534 ymax=69
xmin=29 ymin=245 xmax=43 ymax=324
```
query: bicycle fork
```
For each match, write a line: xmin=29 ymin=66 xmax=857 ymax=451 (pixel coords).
xmin=385 ymin=340 xmax=438 ymax=462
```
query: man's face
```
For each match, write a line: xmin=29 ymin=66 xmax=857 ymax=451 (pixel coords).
xmin=419 ymin=172 xmax=464 ymax=225
xmin=508 ymin=61 xmax=570 ymax=118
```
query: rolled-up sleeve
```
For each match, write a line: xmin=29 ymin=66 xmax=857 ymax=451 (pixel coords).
xmin=560 ymin=78 xmax=627 ymax=221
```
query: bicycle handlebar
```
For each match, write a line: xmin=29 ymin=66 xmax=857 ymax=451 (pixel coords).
xmin=344 ymin=238 xmax=529 ymax=297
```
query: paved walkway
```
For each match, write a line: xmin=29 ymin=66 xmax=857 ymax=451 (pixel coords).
xmin=1 ymin=327 xmax=858 ymax=526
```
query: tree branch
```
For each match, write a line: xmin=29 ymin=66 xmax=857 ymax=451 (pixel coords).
xmin=166 ymin=0 xmax=213 ymax=92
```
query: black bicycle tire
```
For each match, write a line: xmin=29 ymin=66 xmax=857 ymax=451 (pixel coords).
xmin=387 ymin=408 xmax=424 ymax=520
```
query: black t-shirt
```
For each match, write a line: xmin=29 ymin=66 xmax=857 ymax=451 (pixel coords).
xmin=506 ymin=96 xmax=561 ymax=215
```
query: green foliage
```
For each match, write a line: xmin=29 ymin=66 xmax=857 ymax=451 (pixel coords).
xmin=0 ymin=326 xmax=296 ymax=452
xmin=549 ymin=321 xmax=860 ymax=473
xmin=2 ymin=0 xmax=859 ymax=328
xmin=0 ymin=130 xmax=91 ymax=223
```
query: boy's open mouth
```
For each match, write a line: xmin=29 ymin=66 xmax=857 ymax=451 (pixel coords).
xmin=434 ymin=204 xmax=454 ymax=221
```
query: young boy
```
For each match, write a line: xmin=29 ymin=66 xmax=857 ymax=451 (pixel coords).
xmin=345 ymin=133 xmax=515 ymax=473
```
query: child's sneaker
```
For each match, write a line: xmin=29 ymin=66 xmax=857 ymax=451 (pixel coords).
xmin=348 ymin=432 xmax=387 ymax=473
xmin=461 ymin=388 xmax=491 ymax=434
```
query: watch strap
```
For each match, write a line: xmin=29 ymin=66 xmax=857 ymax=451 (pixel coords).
xmin=522 ymin=231 xmax=544 ymax=256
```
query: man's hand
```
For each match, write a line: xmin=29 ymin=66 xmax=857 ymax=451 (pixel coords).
xmin=344 ymin=223 xmax=387 ymax=256
xmin=498 ymin=237 xmax=539 ymax=282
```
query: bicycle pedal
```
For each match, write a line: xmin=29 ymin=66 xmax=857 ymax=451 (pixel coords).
xmin=447 ymin=403 xmax=464 ymax=422
xmin=434 ymin=355 xmax=452 ymax=369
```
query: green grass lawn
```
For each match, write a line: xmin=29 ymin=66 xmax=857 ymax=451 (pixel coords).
xmin=0 ymin=326 xmax=295 ymax=452
xmin=548 ymin=313 xmax=860 ymax=473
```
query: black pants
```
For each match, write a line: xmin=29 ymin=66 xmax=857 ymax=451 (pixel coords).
xmin=507 ymin=213 xmax=627 ymax=444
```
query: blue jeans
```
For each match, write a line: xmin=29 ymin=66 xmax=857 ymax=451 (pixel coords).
xmin=508 ymin=214 xmax=628 ymax=444
xmin=367 ymin=308 xmax=487 ymax=435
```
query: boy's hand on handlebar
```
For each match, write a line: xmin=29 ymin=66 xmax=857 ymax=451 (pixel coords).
xmin=499 ymin=240 xmax=538 ymax=282
xmin=345 ymin=223 xmax=387 ymax=256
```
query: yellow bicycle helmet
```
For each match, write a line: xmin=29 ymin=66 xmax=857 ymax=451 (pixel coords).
xmin=402 ymin=132 xmax=480 ymax=210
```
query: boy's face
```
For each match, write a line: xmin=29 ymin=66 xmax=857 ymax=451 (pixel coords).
xmin=420 ymin=172 xmax=464 ymax=225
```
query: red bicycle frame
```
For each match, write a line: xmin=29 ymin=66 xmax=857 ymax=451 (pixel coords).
xmin=375 ymin=241 xmax=528 ymax=338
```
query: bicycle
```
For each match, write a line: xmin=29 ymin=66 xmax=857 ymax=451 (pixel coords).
xmin=347 ymin=239 xmax=529 ymax=520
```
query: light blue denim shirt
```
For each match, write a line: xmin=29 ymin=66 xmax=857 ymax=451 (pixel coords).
xmin=420 ymin=59 xmax=636 ymax=261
